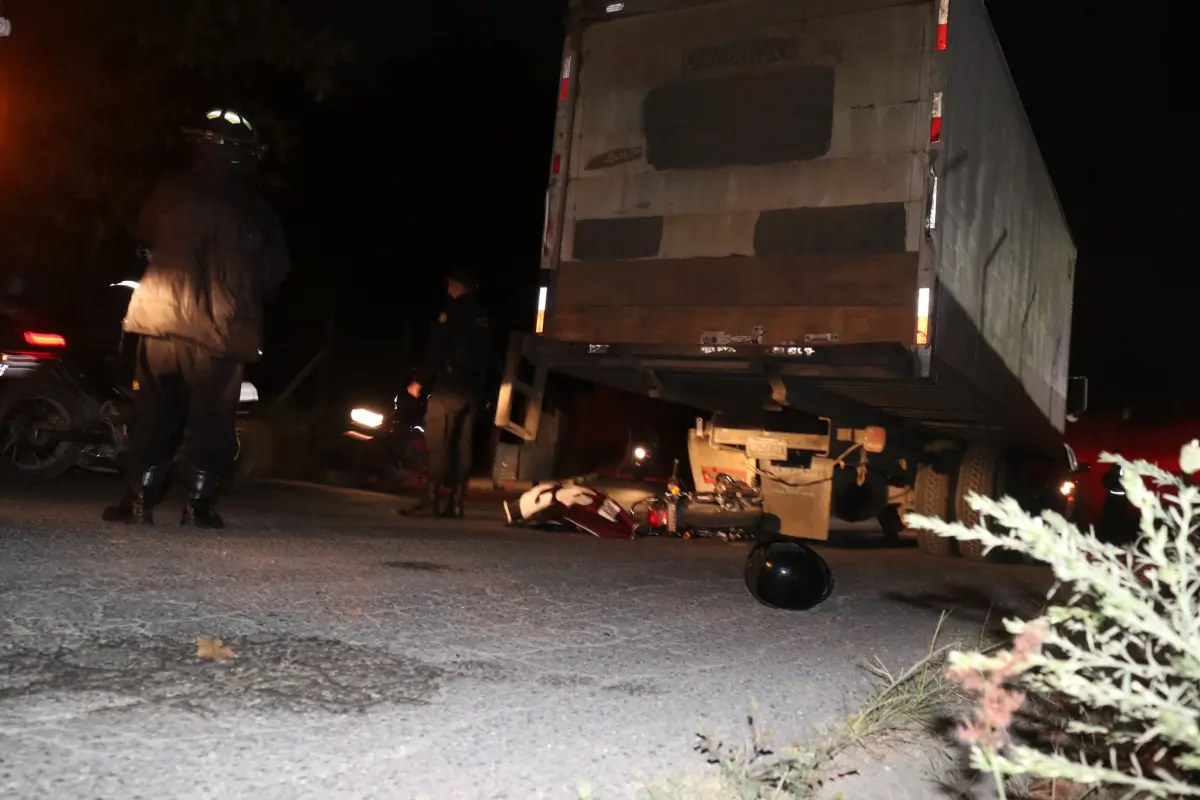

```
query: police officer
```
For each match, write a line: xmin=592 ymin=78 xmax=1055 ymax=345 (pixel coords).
xmin=102 ymin=107 xmax=292 ymax=529
xmin=1098 ymin=460 xmax=1138 ymax=546
xmin=401 ymin=267 xmax=492 ymax=518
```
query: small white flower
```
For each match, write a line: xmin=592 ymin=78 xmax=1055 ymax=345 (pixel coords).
xmin=1181 ymin=439 xmax=1200 ymax=474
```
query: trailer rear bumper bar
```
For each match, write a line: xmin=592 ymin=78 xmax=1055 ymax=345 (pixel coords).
xmin=523 ymin=337 xmax=919 ymax=380
xmin=495 ymin=333 xmax=927 ymax=441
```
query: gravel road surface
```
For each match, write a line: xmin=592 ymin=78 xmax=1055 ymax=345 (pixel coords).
xmin=0 ymin=475 xmax=1051 ymax=799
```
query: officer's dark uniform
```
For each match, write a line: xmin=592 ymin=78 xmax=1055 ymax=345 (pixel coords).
xmin=403 ymin=270 xmax=491 ymax=518
xmin=1098 ymin=462 xmax=1138 ymax=546
xmin=103 ymin=111 xmax=291 ymax=529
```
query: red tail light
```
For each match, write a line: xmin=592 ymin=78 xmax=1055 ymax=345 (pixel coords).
xmin=930 ymin=92 xmax=943 ymax=143
xmin=23 ymin=331 xmax=66 ymax=348
xmin=559 ymin=54 xmax=572 ymax=101
xmin=648 ymin=507 xmax=668 ymax=528
xmin=937 ymin=0 xmax=949 ymax=50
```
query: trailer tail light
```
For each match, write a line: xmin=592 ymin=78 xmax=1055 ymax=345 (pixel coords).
xmin=937 ymin=0 xmax=949 ymax=50
xmin=930 ymin=92 xmax=943 ymax=143
xmin=915 ymin=288 xmax=930 ymax=345
xmin=24 ymin=331 xmax=66 ymax=348
xmin=534 ymin=286 xmax=548 ymax=335
xmin=559 ymin=54 xmax=572 ymax=101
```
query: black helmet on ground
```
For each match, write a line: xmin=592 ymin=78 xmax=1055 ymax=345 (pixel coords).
xmin=182 ymin=107 xmax=266 ymax=166
xmin=744 ymin=534 xmax=834 ymax=611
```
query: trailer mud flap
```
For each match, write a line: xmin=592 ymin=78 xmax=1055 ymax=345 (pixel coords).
xmin=760 ymin=460 xmax=836 ymax=542
xmin=494 ymin=333 xmax=548 ymax=442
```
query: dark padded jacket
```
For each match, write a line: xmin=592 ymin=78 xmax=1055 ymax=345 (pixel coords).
xmin=123 ymin=167 xmax=292 ymax=363
xmin=416 ymin=291 xmax=492 ymax=397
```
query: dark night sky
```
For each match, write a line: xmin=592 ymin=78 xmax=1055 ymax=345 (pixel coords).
xmin=261 ymin=0 xmax=1187 ymax=412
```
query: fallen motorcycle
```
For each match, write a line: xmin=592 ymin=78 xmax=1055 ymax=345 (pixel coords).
xmin=503 ymin=482 xmax=639 ymax=539
xmin=503 ymin=475 xmax=834 ymax=611
xmin=631 ymin=459 xmax=766 ymax=541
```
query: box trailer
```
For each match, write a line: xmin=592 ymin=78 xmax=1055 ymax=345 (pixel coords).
xmin=494 ymin=0 xmax=1088 ymax=559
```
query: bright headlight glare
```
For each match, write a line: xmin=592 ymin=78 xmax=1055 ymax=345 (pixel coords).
xmin=350 ymin=408 xmax=385 ymax=429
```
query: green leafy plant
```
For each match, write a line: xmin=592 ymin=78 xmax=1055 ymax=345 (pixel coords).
xmin=906 ymin=442 xmax=1200 ymax=798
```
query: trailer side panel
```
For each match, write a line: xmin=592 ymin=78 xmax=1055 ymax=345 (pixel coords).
xmin=930 ymin=0 xmax=1076 ymax=434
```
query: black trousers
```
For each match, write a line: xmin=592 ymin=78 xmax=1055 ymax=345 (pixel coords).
xmin=126 ymin=336 xmax=244 ymax=476
xmin=424 ymin=390 xmax=478 ymax=488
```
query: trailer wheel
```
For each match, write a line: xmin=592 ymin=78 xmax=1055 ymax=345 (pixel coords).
xmin=955 ymin=444 xmax=1006 ymax=562
xmin=912 ymin=443 xmax=957 ymax=557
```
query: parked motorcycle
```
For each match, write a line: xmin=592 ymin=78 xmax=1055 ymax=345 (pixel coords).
xmin=0 ymin=287 xmax=268 ymax=487
xmin=339 ymin=387 xmax=428 ymax=480
xmin=613 ymin=429 xmax=665 ymax=481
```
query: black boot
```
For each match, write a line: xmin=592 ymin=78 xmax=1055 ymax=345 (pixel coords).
xmin=180 ymin=468 xmax=225 ymax=529
xmin=102 ymin=464 xmax=170 ymax=524
xmin=440 ymin=483 xmax=466 ymax=518
xmin=400 ymin=484 xmax=442 ymax=517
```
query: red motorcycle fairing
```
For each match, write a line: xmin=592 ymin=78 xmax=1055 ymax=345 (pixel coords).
xmin=505 ymin=483 xmax=638 ymax=540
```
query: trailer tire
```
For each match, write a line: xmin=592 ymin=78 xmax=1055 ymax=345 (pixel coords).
xmin=955 ymin=444 xmax=1006 ymax=562
xmin=912 ymin=443 xmax=957 ymax=557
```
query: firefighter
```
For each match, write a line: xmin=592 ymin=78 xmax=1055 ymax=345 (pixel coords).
xmin=102 ymin=107 xmax=292 ymax=529
xmin=401 ymin=267 xmax=492 ymax=518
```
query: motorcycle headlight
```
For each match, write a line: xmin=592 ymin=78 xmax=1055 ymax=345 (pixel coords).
xmin=632 ymin=445 xmax=649 ymax=463
xmin=350 ymin=408 xmax=385 ymax=429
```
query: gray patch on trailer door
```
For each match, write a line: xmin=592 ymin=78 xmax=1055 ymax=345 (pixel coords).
xmin=641 ymin=67 xmax=834 ymax=170
xmin=571 ymin=216 xmax=664 ymax=261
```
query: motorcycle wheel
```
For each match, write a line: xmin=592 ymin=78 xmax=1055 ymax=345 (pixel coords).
xmin=0 ymin=380 xmax=84 ymax=482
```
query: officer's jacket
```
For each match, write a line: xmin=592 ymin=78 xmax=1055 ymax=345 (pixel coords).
xmin=123 ymin=167 xmax=292 ymax=363
xmin=417 ymin=292 xmax=492 ymax=395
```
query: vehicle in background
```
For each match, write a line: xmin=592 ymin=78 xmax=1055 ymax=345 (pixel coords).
xmin=337 ymin=386 xmax=429 ymax=482
xmin=0 ymin=290 xmax=267 ymax=488
xmin=493 ymin=0 xmax=1088 ymax=561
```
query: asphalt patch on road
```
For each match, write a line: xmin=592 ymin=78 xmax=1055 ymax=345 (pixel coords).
xmin=383 ymin=560 xmax=456 ymax=572
xmin=0 ymin=634 xmax=443 ymax=715
xmin=450 ymin=661 xmax=668 ymax=696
